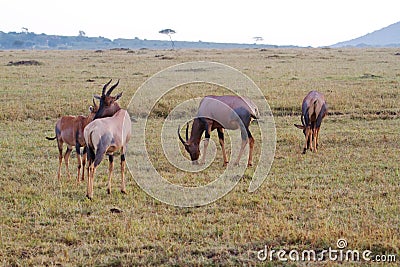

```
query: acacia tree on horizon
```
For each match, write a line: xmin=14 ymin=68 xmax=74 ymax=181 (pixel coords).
xmin=78 ymin=30 xmax=86 ymax=37
xmin=159 ymin=29 xmax=176 ymax=49
xmin=253 ymin=36 xmax=264 ymax=44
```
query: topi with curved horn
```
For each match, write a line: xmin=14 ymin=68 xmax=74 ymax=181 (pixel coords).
xmin=178 ymin=95 xmax=258 ymax=167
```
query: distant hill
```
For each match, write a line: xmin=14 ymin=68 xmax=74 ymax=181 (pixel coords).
xmin=0 ymin=31 xmax=298 ymax=50
xmin=331 ymin=21 xmax=400 ymax=47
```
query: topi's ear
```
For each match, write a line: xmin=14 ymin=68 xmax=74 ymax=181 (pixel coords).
xmin=115 ymin=92 xmax=123 ymax=101
xmin=92 ymin=97 xmax=98 ymax=109
xmin=294 ymin=124 xmax=305 ymax=130
xmin=94 ymin=95 xmax=101 ymax=100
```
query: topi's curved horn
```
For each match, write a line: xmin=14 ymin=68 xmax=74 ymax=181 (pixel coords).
xmin=185 ymin=122 xmax=189 ymax=142
xmin=102 ymin=79 xmax=112 ymax=96
xmin=177 ymin=125 xmax=187 ymax=145
xmin=106 ymin=79 xmax=120 ymax=96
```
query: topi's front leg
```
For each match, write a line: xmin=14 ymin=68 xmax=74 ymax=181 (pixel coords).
xmin=120 ymin=154 xmax=127 ymax=194
xmin=107 ymin=155 xmax=114 ymax=194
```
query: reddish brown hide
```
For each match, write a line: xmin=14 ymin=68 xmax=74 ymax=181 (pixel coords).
xmin=178 ymin=95 xmax=258 ymax=167
xmin=294 ymin=91 xmax=327 ymax=154
xmin=46 ymin=79 xmax=123 ymax=184
xmin=46 ymin=99 xmax=98 ymax=183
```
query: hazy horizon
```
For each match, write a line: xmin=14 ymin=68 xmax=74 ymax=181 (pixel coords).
xmin=2 ymin=0 xmax=400 ymax=47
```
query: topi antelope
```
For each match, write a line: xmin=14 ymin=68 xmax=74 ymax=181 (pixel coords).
xmin=46 ymin=80 xmax=123 ymax=184
xmin=46 ymin=99 xmax=98 ymax=183
xmin=178 ymin=95 xmax=258 ymax=167
xmin=84 ymin=109 xmax=131 ymax=199
xmin=294 ymin=90 xmax=327 ymax=154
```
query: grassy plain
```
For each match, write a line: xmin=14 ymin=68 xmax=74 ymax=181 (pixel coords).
xmin=0 ymin=48 xmax=399 ymax=266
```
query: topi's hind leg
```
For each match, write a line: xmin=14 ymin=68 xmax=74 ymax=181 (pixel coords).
xmin=315 ymin=127 xmax=321 ymax=150
xmin=81 ymin=146 xmax=87 ymax=182
xmin=86 ymin=146 xmax=96 ymax=200
xmin=120 ymin=154 xmax=127 ymax=194
xmin=234 ymin=138 xmax=248 ymax=166
xmin=75 ymin=144 xmax=82 ymax=184
xmin=234 ymin=122 xmax=249 ymax=166
xmin=57 ymin=140 xmax=63 ymax=181
xmin=217 ymin=128 xmax=228 ymax=166
xmin=64 ymin=146 xmax=72 ymax=179
xmin=87 ymin=163 xmax=95 ymax=200
xmin=246 ymin=128 xmax=254 ymax=167
xmin=248 ymin=136 xmax=254 ymax=167
xmin=107 ymin=155 xmax=114 ymax=194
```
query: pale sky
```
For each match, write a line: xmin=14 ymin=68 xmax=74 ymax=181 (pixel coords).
xmin=1 ymin=0 xmax=399 ymax=47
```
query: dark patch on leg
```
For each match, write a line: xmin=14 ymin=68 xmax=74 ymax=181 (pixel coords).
xmin=217 ymin=128 xmax=224 ymax=140
xmin=87 ymin=146 xmax=95 ymax=163
xmin=65 ymin=147 xmax=72 ymax=155
xmin=120 ymin=154 xmax=127 ymax=194
xmin=246 ymin=128 xmax=253 ymax=139
xmin=199 ymin=117 xmax=210 ymax=138
xmin=217 ymin=128 xmax=228 ymax=166
xmin=107 ymin=155 xmax=114 ymax=195
xmin=93 ymin=153 xmax=104 ymax=168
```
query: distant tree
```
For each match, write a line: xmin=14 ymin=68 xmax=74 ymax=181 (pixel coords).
xmin=79 ymin=30 xmax=86 ymax=37
xmin=21 ymin=27 xmax=29 ymax=34
xmin=159 ymin=29 xmax=176 ymax=49
xmin=253 ymin=36 xmax=263 ymax=43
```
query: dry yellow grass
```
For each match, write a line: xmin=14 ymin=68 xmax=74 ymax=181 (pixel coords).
xmin=0 ymin=48 xmax=399 ymax=266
